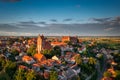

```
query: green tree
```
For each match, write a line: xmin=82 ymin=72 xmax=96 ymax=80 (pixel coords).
xmin=0 ymin=57 xmax=6 ymax=71
xmin=11 ymin=48 xmax=19 ymax=56
xmin=42 ymin=49 xmax=53 ymax=58
xmin=49 ymin=70 xmax=58 ymax=80
xmin=88 ymin=57 xmax=96 ymax=65
xmin=14 ymin=68 xmax=26 ymax=80
xmin=103 ymin=71 xmax=112 ymax=78
xmin=52 ymin=46 xmax=61 ymax=56
xmin=6 ymin=40 xmax=13 ymax=45
xmin=75 ymin=54 xmax=82 ymax=65
xmin=4 ymin=60 xmax=17 ymax=79
xmin=115 ymin=70 xmax=120 ymax=80
xmin=26 ymin=70 xmax=36 ymax=80
xmin=67 ymin=41 xmax=72 ymax=45
xmin=42 ymin=49 xmax=51 ymax=55
xmin=27 ymin=44 xmax=36 ymax=56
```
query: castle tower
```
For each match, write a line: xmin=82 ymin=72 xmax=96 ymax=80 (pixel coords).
xmin=37 ymin=34 xmax=43 ymax=54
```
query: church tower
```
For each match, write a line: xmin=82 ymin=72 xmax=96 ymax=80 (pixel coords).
xmin=37 ymin=34 xmax=43 ymax=54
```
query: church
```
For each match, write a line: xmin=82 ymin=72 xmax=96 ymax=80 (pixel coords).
xmin=37 ymin=34 xmax=52 ymax=54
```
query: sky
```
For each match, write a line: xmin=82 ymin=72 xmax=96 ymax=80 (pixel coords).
xmin=0 ymin=0 xmax=120 ymax=36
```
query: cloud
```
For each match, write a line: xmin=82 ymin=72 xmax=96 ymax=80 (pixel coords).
xmin=104 ymin=27 xmax=114 ymax=31
xmin=92 ymin=16 xmax=120 ymax=27
xmin=63 ymin=18 xmax=73 ymax=22
xmin=0 ymin=16 xmax=120 ymax=36
xmin=0 ymin=22 xmax=119 ymax=36
xmin=109 ymin=16 xmax=120 ymax=25
xmin=92 ymin=17 xmax=111 ymax=23
xmin=38 ymin=21 xmax=47 ymax=25
xmin=0 ymin=0 xmax=21 ymax=2
xmin=19 ymin=21 xmax=37 ymax=25
xmin=16 ymin=21 xmax=45 ymax=29
xmin=0 ymin=24 xmax=20 ymax=31
xmin=50 ymin=19 xmax=57 ymax=22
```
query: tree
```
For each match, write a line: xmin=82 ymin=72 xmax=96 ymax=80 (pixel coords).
xmin=67 ymin=41 xmax=72 ymax=45
xmin=4 ymin=60 xmax=17 ymax=79
xmin=88 ymin=57 xmax=96 ymax=65
xmin=11 ymin=48 xmax=19 ymax=56
xmin=115 ymin=70 xmax=120 ymax=80
xmin=42 ymin=49 xmax=53 ymax=58
xmin=25 ymin=70 xmax=36 ymax=80
xmin=6 ymin=39 xmax=14 ymax=45
xmin=14 ymin=68 xmax=26 ymax=80
xmin=27 ymin=44 xmax=36 ymax=56
xmin=75 ymin=54 xmax=82 ymax=65
xmin=49 ymin=69 xmax=58 ymax=80
xmin=0 ymin=57 xmax=6 ymax=71
xmin=103 ymin=71 xmax=112 ymax=78
xmin=52 ymin=46 xmax=61 ymax=56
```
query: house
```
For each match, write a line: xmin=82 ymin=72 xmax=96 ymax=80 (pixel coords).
xmin=32 ymin=64 xmax=40 ymax=72
xmin=34 ymin=53 xmax=46 ymax=62
xmin=52 ymin=55 xmax=59 ymax=60
xmin=19 ymin=52 xmax=27 ymax=57
xmin=58 ymin=75 xmax=67 ymax=80
xmin=0 ymin=39 xmax=7 ymax=45
xmin=62 ymin=36 xmax=78 ymax=44
xmin=15 ymin=56 xmax=21 ymax=61
xmin=22 ymin=55 xmax=35 ymax=64
xmin=108 ymin=68 xmax=116 ymax=78
xmin=62 ymin=36 xmax=70 ymax=43
xmin=83 ymin=57 xmax=89 ymax=63
xmin=71 ymin=65 xmax=81 ymax=75
xmin=19 ymin=65 xmax=28 ymax=70
xmin=51 ymin=41 xmax=66 ymax=47
xmin=64 ymin=52 xmax=77 ymax=62
xmin=96 ymin=53 xmax=103 ymax=58
xmin=44 ymin=70 xmax=50 ymax=79
xmin=106 ymin=54 xmax=113 ymax=59
xmin=60 ymin=45 xmax=73 ymax=53
xmin=4 ymin=52 xmax=11 ymax=58
xmin=62 ymin=68 xmax=77 ymax=80
xmin=78 ymin=46 xmax=86 ymax=53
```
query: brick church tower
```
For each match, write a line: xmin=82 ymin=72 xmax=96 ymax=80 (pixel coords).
xmin=37 ymin=34 xmax=51 ymax=54
xmin=37 ymin=34 xmax=43 ymax=54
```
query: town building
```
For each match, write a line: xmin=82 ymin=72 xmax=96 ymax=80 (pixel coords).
xmin=62 ymin=36 xmax=78 ymax=44
xmin=37 ymin=34 xmax=52 ymax=53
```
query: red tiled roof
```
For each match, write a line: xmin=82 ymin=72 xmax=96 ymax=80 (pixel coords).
xmin=22 ymin=55 xmax=33 ymax=61
xmin=19 ymin=65 xmax=28 ymax=69
xmin=34 ymin=53 xmax=46 ymax=61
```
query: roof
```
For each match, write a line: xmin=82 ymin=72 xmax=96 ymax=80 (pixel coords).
xmin=22 ymin=55 xmax=33 ymax=61
xmin=71 ymin=65 xmax=79 ymax=70
xmin=62 ymin=36 xmax=70 ymax=39
xmin=43 ymin=41 xmax=52 ymax=50
xmin=51 ymin=42 xmax=66 ymax=46
xmin=52 ymin=56 xmax=59 ymax=60
xmin=33 ymin=63 xmax=40 ymax=67
xmin=19 ymin=65 xmax=28 ymax=69
xmin=34 ymin=53 xmax=46 ymax=61
xmin=62 ymin=68 xmax=76 ymax=78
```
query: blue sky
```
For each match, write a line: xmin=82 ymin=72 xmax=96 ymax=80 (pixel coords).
xmin=0 ymin=0 xmax=120 ymax=36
